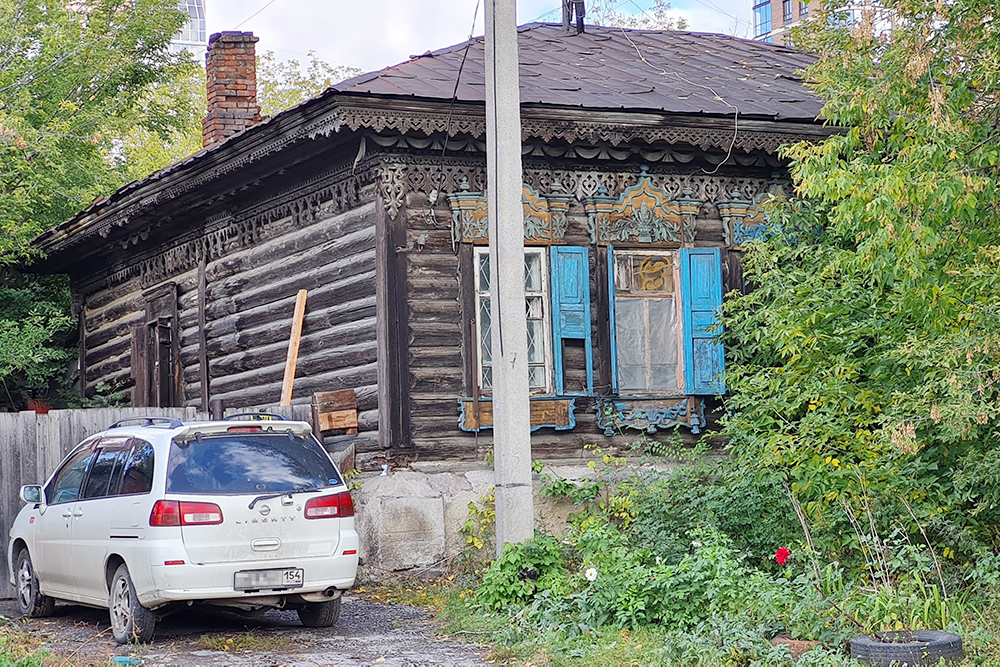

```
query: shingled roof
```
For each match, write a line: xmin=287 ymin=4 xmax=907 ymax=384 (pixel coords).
xmin=335 ymin=22 xmax=822 ymax=122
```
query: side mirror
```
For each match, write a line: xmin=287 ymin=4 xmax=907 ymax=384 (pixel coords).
xmin=20 ymin=485 xmax=41 ymax=504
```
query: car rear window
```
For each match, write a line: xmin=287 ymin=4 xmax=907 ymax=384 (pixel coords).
xmin=166 ymin=432 xmax=341 ymax=495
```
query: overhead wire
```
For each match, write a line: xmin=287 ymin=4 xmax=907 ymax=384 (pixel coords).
xmin=234 ymin=0 xmax=281 ymax=29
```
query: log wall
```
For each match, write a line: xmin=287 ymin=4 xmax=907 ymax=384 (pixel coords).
xmin=77 ymin=178 xmax=383 ymax=454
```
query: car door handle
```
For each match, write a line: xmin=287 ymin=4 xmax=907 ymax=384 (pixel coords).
xmin=72 ymin=509 xmax=84 ymax=517
xmin=62 ymin=510 xmax=73 ymax=519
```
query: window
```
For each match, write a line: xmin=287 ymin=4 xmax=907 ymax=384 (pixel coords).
xmin=475 ymin=248 xmax=551 ymax=393
xmin=754 ymin=2 xmax=772 ymax=36
xmin=612 ymin=250 xmax=680 ymax=393
xmin=132 ymin=283 xmax=179 ymax=407
xmin=608 ymin=247 xmax=725 ymax=396
xmin=81 ymin=437 xmax=131 ymax=499
xmin=799 ymin=0 xmax=809 ymax=17
xmin=783 ymin=0 xmax=793 ymax=22
xmin=46 ymin=445 xmax=96 ymax=505
xmin=120 ymin=440 xmax=155 ymax=496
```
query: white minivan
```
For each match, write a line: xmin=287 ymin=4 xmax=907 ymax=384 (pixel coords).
xmin=7 ymin=415 xmax=359 ymax=643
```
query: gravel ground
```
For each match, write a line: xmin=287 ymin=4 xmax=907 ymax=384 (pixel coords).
xmin=0 ymin=595 xmax=492 ymax=666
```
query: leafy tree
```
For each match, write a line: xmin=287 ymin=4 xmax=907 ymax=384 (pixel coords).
xmin=588 ymin=0 xmax=688 ymax=30
xmin=0 ymin=0 xmax=190 ymax=409
xmin=256 ymin=50 xmax=361 ymax=118
xmin=722 ymin=0 xmax=1000 ymax=556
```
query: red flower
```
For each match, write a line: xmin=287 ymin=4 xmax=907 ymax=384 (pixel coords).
xmin=775 ymin=547 xmax=791 ymax=566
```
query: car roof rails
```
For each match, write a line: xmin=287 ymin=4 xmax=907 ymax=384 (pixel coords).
xmin=223 ymin=413 xmax=289 ymax=421
xmin=108 ymin=416 xmax=185 ymax=430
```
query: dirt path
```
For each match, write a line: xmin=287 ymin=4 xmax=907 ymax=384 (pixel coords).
xmin=0 ymin=595 xmax=491 ymax=666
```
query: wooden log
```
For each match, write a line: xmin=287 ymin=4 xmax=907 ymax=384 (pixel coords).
xmin=205 ymin=340 xmax=378 ymax=393
xmin=210 ymin=362 xmax=378 ymax=408
xmin=407 ymin=346 xmax=462 ymax=369
xmin=408 ymin=367 xmax=463 ymax=393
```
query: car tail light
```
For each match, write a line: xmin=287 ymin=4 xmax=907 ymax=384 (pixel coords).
xmin=150 ymin=500 xmax=224 ymax=526
xmin=227 ymin=426 xmax=261 ymax=432
xmin=304 ymin=492 xmax=354 ymax=519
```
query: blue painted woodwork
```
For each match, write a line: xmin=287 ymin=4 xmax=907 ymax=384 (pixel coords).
xmin=550 ymin=246 xmax=594 ymax=395
xmin=607 ymin=245 xmax=620 ymax=394
xmin=680 ymin=247 xmax=725 ymax=394
xmin=596 ymin=397 xmax=705 ymax=435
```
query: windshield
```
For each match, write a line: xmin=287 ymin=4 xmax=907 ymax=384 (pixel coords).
xmin=166 ymin=431 xmax=341 ymax=495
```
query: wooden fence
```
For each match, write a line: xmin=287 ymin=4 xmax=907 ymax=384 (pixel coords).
xmin=0 ymin=405 xmax=311 ymax=599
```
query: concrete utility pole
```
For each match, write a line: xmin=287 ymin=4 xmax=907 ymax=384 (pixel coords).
xmin=484 ymin=0 xmax=535 ymax=552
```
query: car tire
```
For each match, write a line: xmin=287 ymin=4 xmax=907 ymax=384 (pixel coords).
xmin=851 ymin=630 xmax=963 ymax=665
xmin=109 ymin=563 xmax=156 ymax=644
xmin=297 ymin=597 xmax=342 ymax=628
xmin=14 ymin=550 xmax=54 ymax=618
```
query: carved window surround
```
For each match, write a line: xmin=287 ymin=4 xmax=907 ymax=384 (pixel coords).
xmin=446 ymin=179 xmax=574 ymax=244
xmin=716 ymin=183 xmax=789 ymax=248
xmin=458 ymin=397 xmax=577 ymax=432
xmin=596 ymin=397 xmax=706 ymax=435
xmin=582 ymin=167 xmax=704 ymax=246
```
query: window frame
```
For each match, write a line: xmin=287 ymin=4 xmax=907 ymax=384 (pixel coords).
xmin=473 ymin=246 xmax=553 ymax=395
xmin=753 ymin=1 xmax=772 ymax=36
xmin=608 ymin=247 xmax=685 ymax=396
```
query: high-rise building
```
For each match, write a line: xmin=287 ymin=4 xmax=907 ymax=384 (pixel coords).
xmin=754 ymin=0 xmax=883 ymax=45
xmin=753 ymin=0 xmax=818 ymax=43
xmin=170 ymin=0 xmax=207 ymax=54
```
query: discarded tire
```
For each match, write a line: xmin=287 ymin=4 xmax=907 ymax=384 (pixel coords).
xmin=851 ymin=631 xmax=963 ymax=666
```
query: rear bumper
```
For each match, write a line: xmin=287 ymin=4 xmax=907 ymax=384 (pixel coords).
xmin=142 ymin=554 xmax=358 ymax=608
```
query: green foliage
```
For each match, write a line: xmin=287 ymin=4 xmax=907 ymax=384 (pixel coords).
xmin=0 ymin=272 xmax=72 ymax=409
xmin=256 ymin=50 xmax=361 ymax=118
xmin=459 ymin=488 xmax=495 ymax=553
xmin=0 ymin=0 xmax=193 ymax=262
xmin=721 ymin=0 xmax=1000 ymax=559
xmin=588 ymin=0 xmax=688 ymax=30
xmin=476 ymin=534 xmax=567 ymax=611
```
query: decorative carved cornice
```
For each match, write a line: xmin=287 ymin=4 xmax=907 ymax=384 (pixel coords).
xmin=335 ymin=103 xmax=823 ymax=154
xmin=716 ymin=182 xmax=790 ymax=248
xmin=377 ymin=154 xmax=779 ymax=221
xmin=582 ymin=166 xmax=703 ymax=246
xmin=446 ymin=179 xmax=574 ymax=244
xmin=79 ymin=161 xmax=377 ymax=295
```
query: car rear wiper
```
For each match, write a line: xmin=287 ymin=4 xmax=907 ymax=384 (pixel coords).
xmin=248 ymin=485 xmax=318 ymax=510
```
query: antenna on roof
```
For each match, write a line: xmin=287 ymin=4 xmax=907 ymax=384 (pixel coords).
xmin=562 ymin=0 xmax=585 ymax=34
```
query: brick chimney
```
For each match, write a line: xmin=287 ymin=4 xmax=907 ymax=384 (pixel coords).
xmin=203 ymin=31 xmax=262 ymax=148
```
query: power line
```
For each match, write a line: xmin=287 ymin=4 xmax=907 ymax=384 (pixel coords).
xmin=234 ymin=0 xmax=280 ymax=29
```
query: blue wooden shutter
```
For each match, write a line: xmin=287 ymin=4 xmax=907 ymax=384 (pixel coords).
xmin=680 ymin=247 xmax=725 ymax=395
xmin=550 ymin=246 xmax=593 ymax=395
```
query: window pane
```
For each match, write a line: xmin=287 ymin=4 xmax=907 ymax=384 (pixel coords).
xmin=82 ymin=448 xmax=127 ymax=499
xmin=46 ymin=448 xmax=96 ymax=505
xmin=527 ymin=320 xmax=544 ymax=363
xmin=167 ymin=433 xmax=340 ymax=495
xmin=121 ymin=441 xmax=155 ymax=495
xmin=528 ymin=366 xmax=546 ymax=389
xmin=525 ymin=253 xmax=542 ymax=292
xmin=478 ymin=253 xmax=490 ymax=292
xmin=526 ymin=295 xmax=543 ymax=319
xmin=479 ymin=296 xmax=491 ymax=364
xmin=615 ymin=297 xmax=679 ymax=393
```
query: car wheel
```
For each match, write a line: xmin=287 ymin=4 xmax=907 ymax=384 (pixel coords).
xmin=297 ymin=597 xmax=342 ymax=628
xmin=14 ymin=550 xmax=54 ymax=618
xmin=109 ymin=563 xmax=156 ymax=644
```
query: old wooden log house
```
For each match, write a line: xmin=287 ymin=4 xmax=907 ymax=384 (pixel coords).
xmin=35 ymin=24 xmax=826 ymax=469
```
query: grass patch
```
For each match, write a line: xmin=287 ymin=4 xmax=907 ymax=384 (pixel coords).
xmin=197 ymin=630 xmax=289 ymax=654
xmin=0 ymin=616 xmax=50 ymax=667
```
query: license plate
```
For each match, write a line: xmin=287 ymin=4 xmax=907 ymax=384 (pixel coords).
xmin=234 ymin=568 xmax=303 ymax=591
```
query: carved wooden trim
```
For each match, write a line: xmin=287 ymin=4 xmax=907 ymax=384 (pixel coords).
xmin=80 ymin=160 xmax=378 ymax=294
xmin=596 ymin=396 xmax=705 ymax=435
xmin=335 ymin=103 xmax=822 ymax=154
xmin=376 ymin=154 xmax=779 ymax=221
xmin=458 ymin=397 xmax=577 ymax=432
xmin=446 ymin=179 xmax=574 ymax=244
xmin=582 ymin=167 xmax=704 ymax=246
xmin=716 ymin=182 xmax=790 ymax=248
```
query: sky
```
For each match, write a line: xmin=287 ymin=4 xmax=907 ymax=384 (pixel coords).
xmin=206 ymin=0 xmax=756 ymax=75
